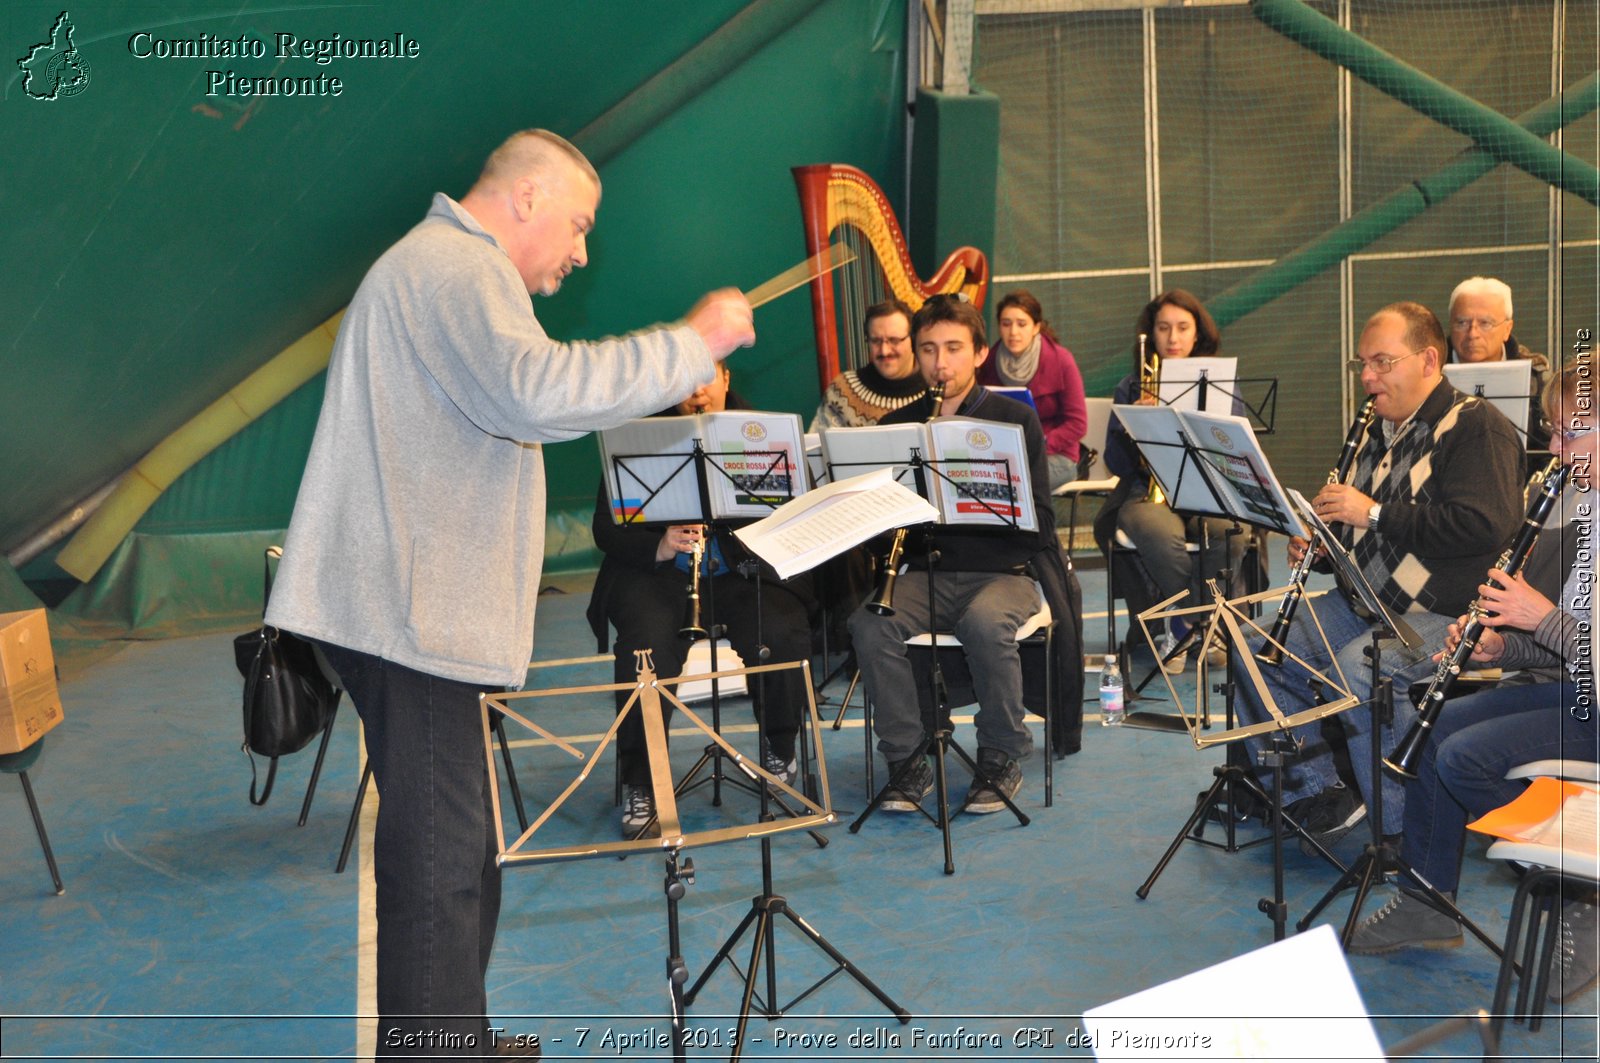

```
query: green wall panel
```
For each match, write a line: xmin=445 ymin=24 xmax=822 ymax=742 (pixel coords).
xmin=2 ymin=0 xmax=906 ymax=570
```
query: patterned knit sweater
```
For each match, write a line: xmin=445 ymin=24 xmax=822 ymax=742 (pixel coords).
xmin=1343 ymin=379 xmax=1524 ymax=617
xmin=808 ymin=364 xmax=926 ymax=430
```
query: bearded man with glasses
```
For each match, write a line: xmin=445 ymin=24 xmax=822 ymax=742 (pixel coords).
xmin=1230 ymin=302 xmax=1525 ymax=852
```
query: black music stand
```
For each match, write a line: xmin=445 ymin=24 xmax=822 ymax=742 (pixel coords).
xmin=682 ymin=559 xmax=910 ymax=1059
xmin=601 ymin=419 xmax=822 ymax=840
xmin=1112 ymin=402 xmax=1292 ymax=729
xmin=839 ymin=442 xmax=1039 ymax=875
xmin=1120 ymin=425 xmax=1364 ymax=936
xmin=1280 ymin=539 xmax=1499 ymax=956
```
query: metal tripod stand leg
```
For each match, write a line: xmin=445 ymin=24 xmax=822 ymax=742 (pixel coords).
xmin=682 ymin=846 xmax=910 ymax=1061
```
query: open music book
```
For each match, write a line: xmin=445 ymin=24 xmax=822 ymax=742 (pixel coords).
xmin=818 ymin=417 xmax=1036 ymax=532
xmin=599 ymin=411 xmax=806 ymax=525
xmin=1112 ymin=404 xmax=1300 ymax=536
xmin=733 ymin=468 xmax=940 ymax=580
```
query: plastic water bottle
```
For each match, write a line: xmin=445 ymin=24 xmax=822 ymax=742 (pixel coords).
xmin=1099 ymin=655 xmax=1125 ymax=727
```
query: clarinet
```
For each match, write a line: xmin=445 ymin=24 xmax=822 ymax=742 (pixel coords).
xmin=866 ymin=381 xmax=944 ymax=617
xmin=678 ymin=535 xmax=709 ymax=639
xmin=1256 ymin=396 xmax=1377 ymax=665
xmin=1383 ymin=456 xmax=1569 ymax=779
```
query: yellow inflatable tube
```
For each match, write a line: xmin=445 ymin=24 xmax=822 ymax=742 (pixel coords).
xmin=56 ymin=310 xmax=345 ymax=582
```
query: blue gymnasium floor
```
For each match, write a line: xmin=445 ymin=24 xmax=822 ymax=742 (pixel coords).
xmin=1 ymin=554 xmax=1596 ymax=1062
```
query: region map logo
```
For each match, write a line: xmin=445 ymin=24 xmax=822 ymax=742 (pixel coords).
xmin=18 ymin=10 xmax=91 ymax=100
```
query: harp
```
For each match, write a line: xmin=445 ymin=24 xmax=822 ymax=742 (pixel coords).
xmin=793 ymin=163 xmax=989 ymax=390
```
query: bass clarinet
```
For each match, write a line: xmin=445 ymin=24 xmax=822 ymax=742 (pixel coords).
xmin=1383 ymin=456 xmax=1569 ymax=779
xmin=866 ymin=381 xmax=943 ymax=616
xmin=1256 ymin=396 xmax=1377 ymax=665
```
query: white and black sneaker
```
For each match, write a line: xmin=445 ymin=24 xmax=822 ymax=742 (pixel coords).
xmin=761 ymin=748 xmax=799 ymax=789
xmin=620 ymin=785 xmax=659 ymax=839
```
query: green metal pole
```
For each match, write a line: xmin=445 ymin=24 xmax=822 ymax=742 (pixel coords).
xmin=1250 ymin=0 xmax=1599 ymax=207
xmin=573 ymin=0 xmax=831 ymax=167
xmin=1209 ymin=72 xmax=1600 ymax=328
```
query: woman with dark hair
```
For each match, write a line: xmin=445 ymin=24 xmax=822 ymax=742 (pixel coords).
xmin=1094 ymin=289 xmax=1243 ymax=671
xmin=978 ymin=289 xmax=1088 ymax=491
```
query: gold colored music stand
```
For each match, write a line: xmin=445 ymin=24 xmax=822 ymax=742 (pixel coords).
xmin=480 ymin=653 xmax=834 ymax=864
xmin=1134 ymin=580 xmax=1360 ymax=940
xmin=482 ymin=650 xmax=906 ymax=1062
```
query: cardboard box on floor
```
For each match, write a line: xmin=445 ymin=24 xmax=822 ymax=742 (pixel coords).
xmin=0 ymin=609 xmax=64 ymax=754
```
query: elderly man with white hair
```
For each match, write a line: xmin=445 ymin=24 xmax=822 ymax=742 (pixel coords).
xmin=1446 ymin=275 xmax=1552 ymax=453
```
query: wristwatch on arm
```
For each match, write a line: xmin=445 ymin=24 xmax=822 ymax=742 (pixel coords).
xmin=1367 ymin=503 xmax=1382 ymax=531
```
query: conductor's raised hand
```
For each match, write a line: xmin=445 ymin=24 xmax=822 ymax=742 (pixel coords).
xmin=687 ymin=289 xmax=755 ymax=361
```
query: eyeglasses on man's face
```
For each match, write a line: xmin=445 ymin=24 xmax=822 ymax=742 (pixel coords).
xmin=1346 ymin=350 xmax=1420 ymax=375
xmin=867 ymin=335 xmax=909 ymax=348
xmin=1558 ymin=425 xmax=1595 ymax=443
xmin=1450 ymin=316 xmax=1507 ymax=334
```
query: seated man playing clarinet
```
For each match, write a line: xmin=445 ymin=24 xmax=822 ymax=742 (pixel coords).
xmin=848 ymin=294 xmax=1074 ymax=812
xmin=1233 ymin=302 xmax=1524 ymax=849
xmin=586 ymin=362 xmax=816 ymax=838
xmin=1349 ymin=359 xmax=1596 ymax=1004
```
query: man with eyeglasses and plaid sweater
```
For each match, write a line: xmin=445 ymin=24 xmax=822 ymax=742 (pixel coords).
xmin=1230 ymin=302 xmax=1524 ymax=851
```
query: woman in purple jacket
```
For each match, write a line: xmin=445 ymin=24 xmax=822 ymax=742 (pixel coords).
xmin=978 ymin=289 xmax=1088 ymax=491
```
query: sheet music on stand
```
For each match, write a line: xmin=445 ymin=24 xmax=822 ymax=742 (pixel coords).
xmin=1112 ymin=405 xmax=1300 ymax=537
xmin=1158 ymin=356 xmax=1278 ymax=434
xmin=598 ymin=411 xmax=807 ymax=525
xmin=819 ymin=418 xmax=1037 ymax=532
xmin=1288 ymin=489 xmax=1421 ymax=650
xmin=735 ymin=469 xmax=939 ymax=580
xmin=1442 ymin=360 xmax=1534 ymax=442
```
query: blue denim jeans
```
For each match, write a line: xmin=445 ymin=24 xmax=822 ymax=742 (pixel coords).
xmin=318 ymin=642 xmax=503 ymax=1058
xmin=1231 ymin=592 xmax=1452 ymax=833
xmin=1405 ymin=680 xmax=1597 ymax=894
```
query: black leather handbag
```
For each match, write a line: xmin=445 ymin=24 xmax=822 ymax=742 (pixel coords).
xmin=233 ymin=547 xmax=337 ymax=805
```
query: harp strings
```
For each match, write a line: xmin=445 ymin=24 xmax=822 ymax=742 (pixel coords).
xmin=829 ymin=184 xmax=891 ymax=375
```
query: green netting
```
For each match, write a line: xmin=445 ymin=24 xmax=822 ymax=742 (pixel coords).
xmin=974 ymin=0 xmax=1598 ymax=491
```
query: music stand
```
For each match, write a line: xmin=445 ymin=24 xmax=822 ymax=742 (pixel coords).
xmin=483 ymin=650 xmax=906 ymax=1061
xmin=1285 ymin=497 xmax=1501 ymax=953
xmin=600 ymin=412 xmax=816 ymax=829
xmin=1118 ymin=421 xmax=1368 ymax=937
xmin=818 ymin=422 xmax=1040 ymax=872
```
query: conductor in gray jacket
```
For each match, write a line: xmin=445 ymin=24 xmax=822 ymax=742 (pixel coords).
xmin=266 ymin=130 xmax=753 ymax=1057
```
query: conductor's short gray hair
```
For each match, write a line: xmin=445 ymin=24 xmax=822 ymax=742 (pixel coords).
xmin=1449 ymin=276 xmax=1514 ymax=320
xmin=478 ymin=129 xmax=601 ymax=197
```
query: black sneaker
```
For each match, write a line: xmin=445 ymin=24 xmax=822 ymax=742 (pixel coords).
xmin=880 ymin=756 xmax=934 ymax=811
xmin=964 ymin=747 xmax=1022 ymax=814
xmin=619 ymin=784 xmax=659 ymax=839
xmin=1286 ymin=784 xmax=1366 ymax=856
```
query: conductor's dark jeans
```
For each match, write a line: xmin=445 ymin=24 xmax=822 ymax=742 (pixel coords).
xmin=317 ymin=641 xmax=504 ymax=1059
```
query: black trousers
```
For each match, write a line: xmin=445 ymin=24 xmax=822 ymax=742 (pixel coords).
xmin=604 ymin=567 xmax=812 ymax=786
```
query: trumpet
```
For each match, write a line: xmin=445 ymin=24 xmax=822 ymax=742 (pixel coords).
xmin=1383 ymin=456 xmax=1569 ymax=779
xmin=1138 ymin=334 xmax=1166 ymax=506
xmin=679 ymin=534 xmax=709 ymax=639
xmin=866 ymin=381 xmax=944 ymax=617
xmin=1256 ymin=396 xmax=1377 ymax=666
